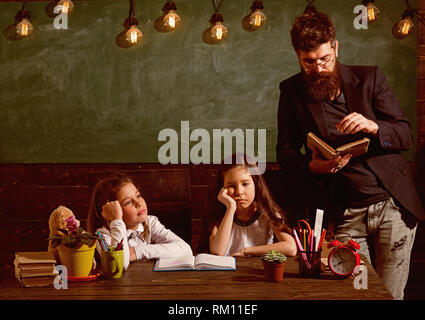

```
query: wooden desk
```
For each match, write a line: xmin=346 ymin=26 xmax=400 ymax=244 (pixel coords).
xmin=0 ymin=257 xmax=392 ymax=300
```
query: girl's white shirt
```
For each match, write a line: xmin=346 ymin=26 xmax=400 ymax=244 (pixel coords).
xmin=224 ymin=212 xmax=274 ymax=256
xmin=96 ymin=215 xmax=192 ymax=270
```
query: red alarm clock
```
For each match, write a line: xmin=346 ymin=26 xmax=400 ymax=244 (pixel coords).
xmin=327 ymin=239 xmax=361 ymax=277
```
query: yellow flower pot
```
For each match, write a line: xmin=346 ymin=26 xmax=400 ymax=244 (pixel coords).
xmin=58 ymin=243 xmax=95 ymax=277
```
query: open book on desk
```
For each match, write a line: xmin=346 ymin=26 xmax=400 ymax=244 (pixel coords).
xmin=153 ymin=253 xmax=236 ymax=271
xmin=307 ymin=132 xmax=370 ymax=160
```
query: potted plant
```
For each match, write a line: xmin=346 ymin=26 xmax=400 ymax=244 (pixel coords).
xmin=262 ymin=250 xmax=287 ymax=282
xmin=48 ymin=216 xmax=99 ymax=277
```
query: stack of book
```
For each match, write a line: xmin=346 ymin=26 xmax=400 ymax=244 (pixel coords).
xmin=14 ymin=251 xmax=58 ymax=287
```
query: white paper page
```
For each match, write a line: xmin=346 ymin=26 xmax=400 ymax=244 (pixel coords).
xmin=195 ymin=253 xmax=236 ymax=269
xmin=157 ymin=255 xmax=195 ymax=270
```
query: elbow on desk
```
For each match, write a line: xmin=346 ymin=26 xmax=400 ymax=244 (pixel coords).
xmin=210 ymin=248 xmax=226 ymax=256
xmin=276 ymin=238 xmax=297 ymax=257
xmin=286 ymin=238 xmax=298 ymax=257
xmin=209 ymin=240 xmax=226 ymax=256
xmin=286 ymin=247 xmax=297 ymax=258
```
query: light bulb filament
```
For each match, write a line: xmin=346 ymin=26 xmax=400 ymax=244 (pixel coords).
xmin=248 ymin=9 xmax=266 ymax=30
xmin=402 ymin=21 xmax=410 ymax=35
xmin=20 ymin=23 xmax=29 ymax=36
xmin=216 ymin=27 xmax=223 ymax=40
xmin=16 ymin=18 xmax=32 ymax=38
xmin=130 ymin=30 xmax=138 ymax=43
xmin=58 ymin=0 xmax=74 ymax=14
xmin=62 ymin=1 xmax=70 ymax=13
xmin=168 ymin=16 xmax=176 ymax=28
xmin=254 ymin=14 xmax=262 ymax=26
xmin=367 ymin=7 xmax=375 ymax=21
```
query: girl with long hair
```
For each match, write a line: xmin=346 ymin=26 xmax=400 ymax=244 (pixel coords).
xmin=209 ymin=154 xmax=297 ymax=257
xmin=87 ymin=173 xmax=192 ymax=270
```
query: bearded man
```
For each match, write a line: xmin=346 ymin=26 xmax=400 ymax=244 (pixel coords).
xmin=276 ymin=11 xmax=424 ymax=300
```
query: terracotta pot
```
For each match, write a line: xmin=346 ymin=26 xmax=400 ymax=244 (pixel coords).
xmin=262 ymin=260 xmax=285 ymax=282
xmin=58 ymin=243 xmax=95 ymax=277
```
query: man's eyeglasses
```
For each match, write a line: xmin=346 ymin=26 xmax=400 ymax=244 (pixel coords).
xmin=302 ymin=51 xmax=335 ymax=70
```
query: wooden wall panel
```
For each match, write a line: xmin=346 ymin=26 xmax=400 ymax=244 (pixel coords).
xmin=0 ymin=164 xmax=89 ymax=186
xmin=0 ymin=186 xmax=89 ymax=220
xmin=0 ymin=165 xmax=196 ymax=252
xmin=0 ymin=221 xmax=49 ymax=253
xmin=190 ymin=186 xmax=209 ymax=220
xmin=418 ymin=6 xmax=425 ymax=150
xmin=417 ymin=2 xmax=425 ymax=223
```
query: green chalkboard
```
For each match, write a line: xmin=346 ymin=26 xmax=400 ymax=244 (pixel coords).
xmin=0 ymin=0 xmax=417 ymax=163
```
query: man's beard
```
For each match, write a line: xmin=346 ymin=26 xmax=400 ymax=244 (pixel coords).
xmin=302 ymin=62 xmax=342 ymax=102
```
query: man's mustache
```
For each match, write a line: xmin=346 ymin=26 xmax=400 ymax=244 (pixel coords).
xmin=304 ymin=71 xmax=333 ymax=81
xmin=301 ymin=63 xmax=341 ymax=102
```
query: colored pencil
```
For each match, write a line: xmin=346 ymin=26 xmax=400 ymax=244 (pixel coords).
xmin=318 ymin=229 xmax=326 ymax=250
xmin=293 ymin=229 xmax=311 ymax=270
xmin=96 ymin=232 xmax=105 ymax=251
xmin=116 ymin=238 xmax=124 ymax=251
xmin=96 ymin=231 xmax=109 ymax=251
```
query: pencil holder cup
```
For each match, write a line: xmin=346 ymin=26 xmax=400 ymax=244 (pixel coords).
xmin=100 ymin=247 xmax=124 ymax=279
xmin=298 ymin=250 xmax=322 ymax=278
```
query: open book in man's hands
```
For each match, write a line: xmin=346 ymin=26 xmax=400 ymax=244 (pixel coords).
xmin=307 ymin=132 xmax=370 ymax=160
xmin=153 ymin=253 xmax=236 ymax=271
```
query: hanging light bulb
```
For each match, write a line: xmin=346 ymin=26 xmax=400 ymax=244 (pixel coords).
xmin=164 ymin=10 xmax=180 ymax=29
xmin=393 ymin=16 xmax=414 ymax=39
xmin=392 ymin=9 xmax=415 ymax=39
xmin=362 ymin=1 xmax=380 ymax=24
xmin=123 ymin=0 xmax=143 ymax=47
xmin=16 ymin=18 xmax=33 ymax=38
xmin=211 ymin=22 xmax=228 ymax=41
xmin=57 ymin=0 xmax=74 ymax=15
xmin=210 ymin=13 xmax=228 ymax=43
xmin=249 ymin=10 xmax=266 ymax=29
xmin=125 ymin=25 xmax=143 ymax=45
xmin=249 ymin=1 xmax=266 ymax=30
xmin=15 ymin=2 xmax=33 ymax=39
xmin=204 ymin=0 xmax=228 ymax=44
xmin=162 ymin=1 xmax=181 ymax=31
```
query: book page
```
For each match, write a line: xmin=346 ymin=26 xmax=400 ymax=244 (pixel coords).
xmin=307 ymin=132 xmax=338 ymax=160
xmin=336 ymin=138 xmax=370 ymax=157
xmin=16 ymin=266 xmax=58 ymax=277
xmin=15 ymin=251 xmax=57 ymax=265
xmin=194 ymin=254 xmax=236 ymax=270
xmin=155 ymin=255 xmax=195 ymax=270
xmin=19 ymin=276 xmax=57 ymax=287
xmin=18 ymin=263 xmax=56 ymax=270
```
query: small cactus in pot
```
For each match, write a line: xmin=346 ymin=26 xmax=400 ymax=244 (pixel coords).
xmin=262 ymin=250 xmax=287 ymax=264
xmin=262 ymin=250 xmax=287 ymax=282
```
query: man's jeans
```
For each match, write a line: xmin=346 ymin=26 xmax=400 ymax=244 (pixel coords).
xmin=335 ymin=197 xmax=417 ymax=300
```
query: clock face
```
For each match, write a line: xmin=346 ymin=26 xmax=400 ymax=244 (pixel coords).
xmin=329 ymin=247 xmax=357 ymax=276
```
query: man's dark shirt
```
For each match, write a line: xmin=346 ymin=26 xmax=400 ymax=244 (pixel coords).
xmin=323 ymin=92 xmax=389 ymax=208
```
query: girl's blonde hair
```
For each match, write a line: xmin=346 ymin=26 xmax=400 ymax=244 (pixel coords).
xmin=87 ymin=173 xmax=149 ymax=240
